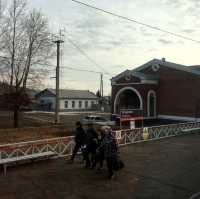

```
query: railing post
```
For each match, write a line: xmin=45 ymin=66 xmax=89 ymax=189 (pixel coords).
xmin=124 ymin=132 xmax=127 ymax=144
xmin=59 ymin=140 xmax=62 ymax=155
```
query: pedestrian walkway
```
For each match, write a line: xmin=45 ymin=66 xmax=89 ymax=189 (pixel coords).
xmin=0 ymin=133 xmax=200 ymax=199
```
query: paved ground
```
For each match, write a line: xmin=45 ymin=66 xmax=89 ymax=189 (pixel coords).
xmin=0 ymin=134 xmax=200 ymax=199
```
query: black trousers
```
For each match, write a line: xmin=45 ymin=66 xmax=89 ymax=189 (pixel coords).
xmin=71 ymin=143 xmax=84 ymax=162
xmin=84 ymin=145 xmax=97 ymax=168
xmin=91 ymin=152 xmax=104 ymax=169
xmin=106 ymin=157 xmax=114 ymax=178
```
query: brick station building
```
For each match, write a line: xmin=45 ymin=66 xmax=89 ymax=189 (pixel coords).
xmin=111 ymin=58 xmax=200 ymax=121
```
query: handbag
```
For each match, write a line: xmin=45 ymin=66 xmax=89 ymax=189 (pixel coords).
xmin=113 ymin=157 xmax=125 ymax=171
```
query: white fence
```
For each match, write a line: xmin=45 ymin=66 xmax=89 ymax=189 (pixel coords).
xmin=0 ymin=136 xmax=75 ymax=160
xmin=0 ymin=122 xmax=200 ymax=160
xmin=117 ymin=121 xmax=200 ymax=146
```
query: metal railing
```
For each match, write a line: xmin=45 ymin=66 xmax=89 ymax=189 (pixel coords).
xmin=117 ymin=121 xmax=200 ymax=145
xmin=0 ymin=122 xmax=200 ymax=160
xmin=0 ymin=136 xmax=75 ymax=160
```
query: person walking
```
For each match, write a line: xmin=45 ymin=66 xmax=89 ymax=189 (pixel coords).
xmin=101 ymin=126 xmax=119 ymax=179
xmin=70 ymin=121 xmax=87 ymax=163
xmin=85 ymin=123 xmax=98 ymax=168
xmin=91 ymin=128 xmax=105 ymax=171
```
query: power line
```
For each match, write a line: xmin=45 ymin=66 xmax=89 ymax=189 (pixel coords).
xmin=67 ymin=37 xmax=110 ymax=74
xmin=0 ymin=55 xmax=115 ymax=76
xmin=61 ymin=66 xmax=115 ymax=75
xmin=71 ymin=0 xmax=200 ymax=43
xmin=48 ymin=65 xmax=114 ymax=75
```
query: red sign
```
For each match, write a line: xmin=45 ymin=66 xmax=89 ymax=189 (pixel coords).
xmin=120 ymin=109 xmax=143 ymax=122
xmin=120 ymin=116 xmax=144 ymax=122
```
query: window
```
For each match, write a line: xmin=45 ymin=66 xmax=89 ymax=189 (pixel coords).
xmin=147 ymin=90 xmax=156 ymax=117
xmin=91 ymin=101 xmax=94 ymax=107
xmin=152 ymin=63 xmax=160 ymax=72
xmin=72 ymin=101 xmax=75 ymax=108
xmin=65 ymin=101 xmax=68 ymax=108
xmin=79 ymin=101 xmax=82 ymax=108
xmin=85 ymin=101 xmax=88 ymax=109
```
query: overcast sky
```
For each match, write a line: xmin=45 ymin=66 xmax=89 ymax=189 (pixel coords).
xmin=28 ymin=0 xmax=200 ymax=95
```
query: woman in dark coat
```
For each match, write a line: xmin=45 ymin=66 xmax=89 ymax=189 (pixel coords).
xmin=84 ymin=123 xmax=98 ymax=168
xmin=70 ymin=121 xmax=87 ymax=163
xmin=101 ymin=126 xmax=120 ymax=179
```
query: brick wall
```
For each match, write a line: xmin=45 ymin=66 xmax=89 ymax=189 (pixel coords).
xmin=112 ymin=83 xmax=158 ymax=116
xmin=141 ymin=65 xmax=200 ymax=117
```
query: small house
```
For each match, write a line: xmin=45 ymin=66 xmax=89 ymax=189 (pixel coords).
xmin=36 ymin=89 xmax=98 ymax=111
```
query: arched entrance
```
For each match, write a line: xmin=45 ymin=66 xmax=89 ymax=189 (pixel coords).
xmin=147 ymin=90 xmax=156 ymax=117
xmin=114 ymin=87 xmax=143 ymax=114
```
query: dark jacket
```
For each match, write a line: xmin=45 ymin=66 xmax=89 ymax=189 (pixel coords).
xmin=102 ymin=133 xmax=118 ymax=158
xmin=86 ymin=127 xmax=98 ymax=151
xmin=95 ymin=132 xmax=105 ymax=155
xmin=75 ymin=126 xmax=87 ymax=145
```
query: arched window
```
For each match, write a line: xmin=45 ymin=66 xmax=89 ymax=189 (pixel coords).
xmin=147 ymin=90 xmax=156 ymax=117
xmin=114 ymin=87 xmax=143 ymax=114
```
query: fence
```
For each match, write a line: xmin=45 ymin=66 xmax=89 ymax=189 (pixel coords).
xmin=0 ymin=122 xmax=200 ymax=160
xmin=0 ymin=136 xmax=75 ymax=160
xmin=117 ymin=121 xmax=200 ymax=145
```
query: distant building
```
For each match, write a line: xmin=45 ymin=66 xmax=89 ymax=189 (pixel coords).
xmin=36 ymin=89 xmax=98 ymax=111
xmin=111 ymin=58 xmax=200 ymax=121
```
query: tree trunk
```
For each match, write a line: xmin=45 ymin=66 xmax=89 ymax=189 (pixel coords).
xmin=14 ymin=106 xmax=19 ymax=128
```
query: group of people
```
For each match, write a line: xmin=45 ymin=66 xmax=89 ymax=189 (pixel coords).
xmin=70 ymin=121 xmax=124 ymax=179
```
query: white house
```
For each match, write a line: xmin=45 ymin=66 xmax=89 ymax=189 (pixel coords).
xmin=36 ymin=89 xmax=98 ymax=111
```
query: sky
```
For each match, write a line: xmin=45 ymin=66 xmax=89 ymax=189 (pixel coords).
xmin=27 ymin=0 xmax=200 ymax=95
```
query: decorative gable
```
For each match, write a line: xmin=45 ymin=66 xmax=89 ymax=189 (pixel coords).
xmin=115 ymin=75 xmax=141 ymax=84
xmin=111 ymin=70 xmax=159 ymax=85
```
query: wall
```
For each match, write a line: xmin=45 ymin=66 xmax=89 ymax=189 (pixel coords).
xmin=37 ymin=95 xmax=98 ymax=111
xmin=112 ymin=83 xmax=158 ymax=116
xmin=38 ymin=96 xmax=55 ymax=109
xmin=59 ymin=99 xmax=98 ymax=111
xmin=141 ymin=65 xmax=200 ymax=118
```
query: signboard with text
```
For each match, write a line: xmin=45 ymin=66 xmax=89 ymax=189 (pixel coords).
xmin=120 ymin=109 xmax=143 ymax=122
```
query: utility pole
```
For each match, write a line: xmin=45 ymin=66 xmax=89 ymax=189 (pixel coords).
xmin=100 ymin=73 xmax=104 ymax=111
xmin=53 ymin=31 xmax=64 ymax=124
xmin=0 ymin=0 xmax=1 ymax=18
xmin=100 ymin=73 xmax=103 ymax=97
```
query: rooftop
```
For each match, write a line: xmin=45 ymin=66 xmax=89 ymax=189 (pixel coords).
xmin=135 ymin=58 xmax=200 ymax=76
xmin=1 ymin=134 xmax=200 ymax=199
xmin=112 ymin=58 xmax=200 ymax=81
xmin=38 ymin=88 xmax=98 ymax=99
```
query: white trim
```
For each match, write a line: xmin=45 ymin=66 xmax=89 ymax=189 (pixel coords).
xmin=114 ymin=87 xmax=143 ymax=114
xmin=141 ymin=80 xmax=158 ymax=84
xmin=112 ymin=81 xmax=158 ymax=86
xmin=152 ymin=63 xmax=160 ymax=71
xmin=158 ymin=114 xmax=200 ymax=122
xmin=147 ymin=90 xmax=156 ymax=117
xmin=134 ymin=59 xmax=200 ymax=76
xmin=111 ymin=69 xmax=159 ymax=84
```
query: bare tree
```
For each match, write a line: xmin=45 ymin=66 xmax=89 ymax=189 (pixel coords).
xmin=0 ymin=0 xmax=53 ymax=127
xmin=0 ymin=1 xmax=8 ymax=51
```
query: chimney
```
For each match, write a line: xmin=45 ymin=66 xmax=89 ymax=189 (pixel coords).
xmin=162 ymin=58 xmax=166 ymax=62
